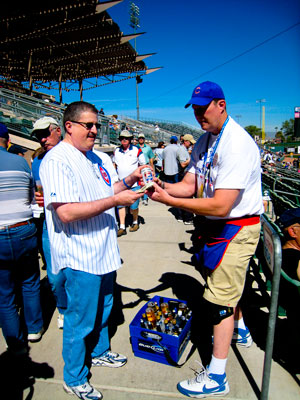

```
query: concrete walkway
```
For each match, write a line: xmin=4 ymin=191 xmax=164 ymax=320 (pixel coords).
xmin=1 ymin=200 xmax=299 ymax=399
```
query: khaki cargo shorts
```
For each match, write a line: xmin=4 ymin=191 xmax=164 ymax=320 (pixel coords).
xmin=203 ymin=222 xmax=261 ymax=308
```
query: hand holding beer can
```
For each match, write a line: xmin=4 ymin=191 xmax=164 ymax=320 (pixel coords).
xmin=141 ymin=166 xmax=153 ymax=185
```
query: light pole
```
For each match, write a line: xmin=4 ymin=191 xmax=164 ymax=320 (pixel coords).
xmin=129 ymin=2 xmax=141 ymax=120
xmin=256 ymin=99 xmax=266 ymax=143
xmin=256 ymin=99 xmax=266 ymax=130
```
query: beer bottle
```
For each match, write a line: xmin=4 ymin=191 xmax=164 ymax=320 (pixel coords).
xmin=145 ymin=307 xmax=156 ymax=329
xmin=178 ymin=303 xmax=187 ymax=314
xmin=147 ymin=301 xmax=156 ymax=311
xmin=160 ymin=302 xmax=169 ymax=315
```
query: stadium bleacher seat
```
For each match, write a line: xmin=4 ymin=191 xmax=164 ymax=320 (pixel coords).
xmin=268 ymin=189 xmax=297 ymax=218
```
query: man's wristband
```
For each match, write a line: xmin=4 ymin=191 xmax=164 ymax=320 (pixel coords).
xmin=161 ymin=181 xmax=165 ymax=189
xmin=123 ymin=178 xmax=131 ymax=189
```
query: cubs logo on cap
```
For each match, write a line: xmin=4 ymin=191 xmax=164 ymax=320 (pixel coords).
xmin=185 ymin=81 xmax=225 ymax=108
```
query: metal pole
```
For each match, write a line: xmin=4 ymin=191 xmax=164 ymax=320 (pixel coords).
xmin=129 ymin=2 xmax=140 ymax=120
xmin=136 ymin=74 xmax=140 ymax=120
xmin=260 ymin=216 xmax=282 ymax=400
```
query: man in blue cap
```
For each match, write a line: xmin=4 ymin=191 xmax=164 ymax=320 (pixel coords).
xmin=149 ymin=81 xmax=263 ymax=398
xmin=162 ymin=135 xmax=180 ymax=184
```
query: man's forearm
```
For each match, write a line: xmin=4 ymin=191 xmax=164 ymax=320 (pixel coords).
xmin=113 ymin=172 xmax=139 ymax=194
xmin=52 ymin=196 xmax=118 ymax=224
xmin=160 ymin=188 xmax=240 ymax=218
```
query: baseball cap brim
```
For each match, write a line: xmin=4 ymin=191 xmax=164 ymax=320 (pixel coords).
xmin=185 ymin=96 xmax=214 ymax=108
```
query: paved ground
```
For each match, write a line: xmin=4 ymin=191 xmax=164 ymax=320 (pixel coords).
xmin=1 ymin=200 xmax=299 ymax=399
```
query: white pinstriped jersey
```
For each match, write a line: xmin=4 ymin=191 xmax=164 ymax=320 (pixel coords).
xmin=39 ymin=142 xmax=121 ymax=275
xmin=93 ymin=149 xmax=119 ymax=184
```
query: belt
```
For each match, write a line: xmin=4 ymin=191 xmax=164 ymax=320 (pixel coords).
xmin=0 ymin=219 xmax=33 ymax=230
xmin=226 ymin=215 xmax=260 ymax=226
xmin=202 ymin=215 xmax=260 ymax=227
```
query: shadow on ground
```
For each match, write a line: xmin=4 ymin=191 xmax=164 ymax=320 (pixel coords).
xmin=0 ymin=350 xmax=54 ymax=400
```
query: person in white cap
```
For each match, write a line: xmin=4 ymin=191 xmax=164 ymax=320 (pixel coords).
xmin=113 ymin=130 xmax=146 ymax=236
xmin=31 ymin=116 xmax=66 ymax=329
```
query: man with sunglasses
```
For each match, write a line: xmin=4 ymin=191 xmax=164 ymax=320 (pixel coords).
xmin=39 ymin=101 xmax=144 ymax=400
xmin=31 ymin=117 xmax=67 ymax=330
xmin=113 ymin=129 xmax=146 ymax=236
xmin=149 ymin=81 xmax=263 ymax=398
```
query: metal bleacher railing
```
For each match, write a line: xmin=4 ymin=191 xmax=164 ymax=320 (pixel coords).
xmin=0 ymin=87 xmax=64 ymax=144
xmin=255 ymin=214 xmax=300 ymax=398
xmin=261 ymin=163 xmax=300 ymax=219
xmin=0 ymin=87 xmax=203 ymax=150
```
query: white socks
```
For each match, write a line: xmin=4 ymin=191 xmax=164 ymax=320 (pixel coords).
xmin=119 ymin=224 xmax=125 ymax=229
xmin=208 ymin=355 xmax=227 ymax=375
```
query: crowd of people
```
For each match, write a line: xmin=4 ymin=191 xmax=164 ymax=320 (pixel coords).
xmin=0 ymin=80 xmax=299 ymax=400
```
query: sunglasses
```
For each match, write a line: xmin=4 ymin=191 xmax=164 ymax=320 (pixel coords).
xmin=70 ymin=121 xmax=101 ymax=130
xmin=34 ymin=126 xmax=58 ymax=141
xmin=119 ymin=137 xmax=130 ymax=141
xmin=193 ymin=103 xmax=211 ymax=116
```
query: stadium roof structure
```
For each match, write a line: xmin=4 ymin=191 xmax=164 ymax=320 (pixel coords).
xmin=0 ymin=0 xmax=161 ymax=101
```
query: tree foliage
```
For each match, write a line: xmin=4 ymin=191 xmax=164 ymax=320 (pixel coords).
xmin=275 ymin=131 xmax=284 ymax=141
xmin=244 ymin=125 xmax=261 ymax=138
xmin=281 ymin=118 xmax=294 ymax=137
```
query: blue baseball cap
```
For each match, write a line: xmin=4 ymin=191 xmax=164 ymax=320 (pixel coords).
xmin=0 ymin=123 xmax=9 ymax=139
xmin=277 ymin=207 xmax=300 ymax=229
xmin=170 ymin=135 xmax=178 ymax=142
xmin=185 ymin=81 xmax=225 ymax=108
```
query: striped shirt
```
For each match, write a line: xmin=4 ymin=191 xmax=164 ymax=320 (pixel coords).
xmin=0 ymin=147 xmax=33 ymax=226
xmin=39 ymin=142 xmax=121 ymax=275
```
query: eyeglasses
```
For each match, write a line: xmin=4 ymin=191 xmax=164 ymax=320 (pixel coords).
xmin=70 ymin=121 xmax=101 ymax=130
xmin=34 ymin=126 xmax=58 ymax=141
xmin=119 ymin=137 xmax=130 ymax=141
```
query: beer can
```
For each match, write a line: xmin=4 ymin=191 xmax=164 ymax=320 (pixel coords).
xmin=141 ymin=166 xmax=153 ymax=184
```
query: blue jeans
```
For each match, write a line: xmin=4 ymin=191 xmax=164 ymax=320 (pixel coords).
xmin=164 ymin=173 xmax=179 ymax=184
xmin=62 ymin=268 xmax=115 ymax=386
xmin=0 ymin=222 xmax=43 ymax=350
xmin=42 ymin=220 xmax=67 ymax=314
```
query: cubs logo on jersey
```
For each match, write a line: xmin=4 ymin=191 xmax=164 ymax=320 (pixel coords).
xmin=99 ymin=164 xmax=111 ymax=186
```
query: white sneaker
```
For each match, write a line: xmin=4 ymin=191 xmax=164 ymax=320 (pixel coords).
xmin=92 ymin=350 xmax=127 ymax=368
xmin=177 ymin=362 xmax=229 ymax=398
xmin=63 ymin=381 xmax=102 ymax=400
xmin=232 ymin=327 xmax=253 ymax=347
xmin=28 ymin=327 xmax=44 ymax=343
xmin=57 ymin=313 xmax=64 ymax=329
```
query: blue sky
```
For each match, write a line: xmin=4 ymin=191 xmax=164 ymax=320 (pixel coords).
xmin=56 ymin=0 xmax=300 ymax=135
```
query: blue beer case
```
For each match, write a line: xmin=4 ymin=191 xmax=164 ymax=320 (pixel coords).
xmin=129 ymin=296 xmax=192 ymax=366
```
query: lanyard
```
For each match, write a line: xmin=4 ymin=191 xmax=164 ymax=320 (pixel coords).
xmin=202 ymin=116 xmax=229 ymax=182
